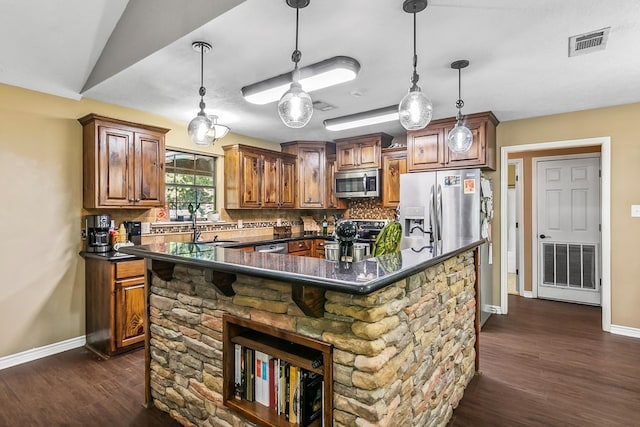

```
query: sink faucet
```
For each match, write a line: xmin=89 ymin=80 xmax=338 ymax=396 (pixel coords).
xmin=189 ymin=201 xmax=202 ymax=243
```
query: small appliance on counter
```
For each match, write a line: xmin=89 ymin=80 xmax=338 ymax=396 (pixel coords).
xmin=85 ymin=214 xmax=111 ymax=253
xmin=123 ymin=221 xmax=142 ymax=245
xmin=334 ymin=220 xmax=358 ymax=262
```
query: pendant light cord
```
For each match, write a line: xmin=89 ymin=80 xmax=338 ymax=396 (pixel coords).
xmin=411 ymin=12 xmax=419 ymax=88
xmin=291 ymin=7 xmax=302 ymax=70
xmin=456 ymin=67 xmax=464 ymax=120
xmin=198 ymin=44 xmax=206 ymax=113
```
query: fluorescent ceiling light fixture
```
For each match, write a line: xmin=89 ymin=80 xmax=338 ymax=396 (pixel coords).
xmin=323 ymin=105 xmax=399 ymax=131
xmin=242 ymin=56 xmax=360 ymax=105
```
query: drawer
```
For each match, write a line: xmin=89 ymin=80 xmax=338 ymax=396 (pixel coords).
xmin=115 ymin=259 xmax=145 ymax=279
xmin=314 ymin=239 xmax=327 ymax=250
xmin=288 ymin=240 xmax=311 ymax=253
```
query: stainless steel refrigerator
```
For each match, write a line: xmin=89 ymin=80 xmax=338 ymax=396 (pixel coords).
xmin=398 ymin=169 xmax=494 ymax=327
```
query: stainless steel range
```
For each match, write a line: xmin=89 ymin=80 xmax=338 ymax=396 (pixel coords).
xmin=350 ymin=219 xmax=389 ymax=243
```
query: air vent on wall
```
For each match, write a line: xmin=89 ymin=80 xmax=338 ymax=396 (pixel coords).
xmin=312 ymin=100 xmax=336 ymax=112
xmin=569 ymin=27 xmax=610 ymax=57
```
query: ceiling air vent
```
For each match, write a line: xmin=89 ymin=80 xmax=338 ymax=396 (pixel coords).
xmin=312 ymin=100 xmax=336 ymax=112
xmin=569 ymin=27 xmax=610 ymax=57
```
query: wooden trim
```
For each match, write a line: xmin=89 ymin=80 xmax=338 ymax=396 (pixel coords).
xmin=474 ymin=247 xmax=481 ymax=373
xmin=77 ymin=113 xmax=170 ymax=134
xmin=144 ymin=258 xmax=152 ymax=408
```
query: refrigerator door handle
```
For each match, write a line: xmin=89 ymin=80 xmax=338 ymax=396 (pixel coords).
xmin=437 ymin=184 xmax=443 ymax=245
xmin=429 ymin=185 xmax=436 ymax=244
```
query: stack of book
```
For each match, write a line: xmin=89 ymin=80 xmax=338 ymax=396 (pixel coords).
xmin=234 ymin=344 xmax=323 ymax=426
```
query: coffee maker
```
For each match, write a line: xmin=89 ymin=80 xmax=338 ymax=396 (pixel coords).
xmin=335 ymin=220 xmax=358 ymax=262
xmin=85 ymin=214 xmax=111 ymax=253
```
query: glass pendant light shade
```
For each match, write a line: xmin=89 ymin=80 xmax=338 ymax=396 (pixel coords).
xmin=188 ymin=113 xmax=214 ymax=146
xmin=399 ymin=86 xmax=433 ymax=130
xmin=447 ymin=120 xmax=473 ymax=153
xmin=278 ymin=81 xmax=313 ymax=128
xmin=447 ymin=59 xmax=473 ymax=153
xmin=399 ymin=1 xmax=432 ymax=131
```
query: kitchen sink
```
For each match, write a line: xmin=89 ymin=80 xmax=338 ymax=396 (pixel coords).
xmin=200 ymin=240 xmax=239 ymax=246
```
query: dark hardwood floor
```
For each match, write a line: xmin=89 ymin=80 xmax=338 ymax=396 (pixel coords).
xmin=1 ymin=295 xmax=639 ymax=426
xmin=449 ymin=295 xmax=640 ymax=426
xmin=0 ymin=347 xmax=178 ymax=426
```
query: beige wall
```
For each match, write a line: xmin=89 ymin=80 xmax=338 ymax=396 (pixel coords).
xmin=492 ymin=102 xmax=640 ymax=329
xmin=2 ymin=81 xmax=640 ymax=359
xmin=0 ymin=83 xmax=275 ymax=358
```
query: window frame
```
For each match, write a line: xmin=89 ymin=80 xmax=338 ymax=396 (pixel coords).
xmin=164 ymin=149 xmax=217 ymax=222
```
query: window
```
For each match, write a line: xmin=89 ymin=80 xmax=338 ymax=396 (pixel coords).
xmin=165 ymin=150 xmax=216 ymax=221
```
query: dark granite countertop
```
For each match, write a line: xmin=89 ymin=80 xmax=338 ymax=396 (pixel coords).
xmin=119 ymin=238 xmax=485 ymax=295
xmin=79 ymin=250 xmax=140 ymax=261
xmin=197 ymin=232 xmax=334 ymax=247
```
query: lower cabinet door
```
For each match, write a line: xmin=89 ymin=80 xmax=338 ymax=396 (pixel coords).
xmin=116 ymin=277 xmax=145 ymax=348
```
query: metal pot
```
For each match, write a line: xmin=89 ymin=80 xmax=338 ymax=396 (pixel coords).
xmin=325 ymin=242 xmax=368 ymax=262
xmin=325 ymin=243 xmax=340 ymax=261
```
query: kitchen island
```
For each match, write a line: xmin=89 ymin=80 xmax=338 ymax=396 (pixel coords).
xmin=120 ymin=239 xmax=483 ymax=427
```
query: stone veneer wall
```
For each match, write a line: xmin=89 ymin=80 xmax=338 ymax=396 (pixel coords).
xmin=148 ymin=250 xmax=477 ymax=427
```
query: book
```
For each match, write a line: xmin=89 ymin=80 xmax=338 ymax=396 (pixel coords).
xmin=254 ymin=350 xmax=270 ymax=407
xmin=268 ymin=358 xmax=276 ymax=409
xmin=234 ymin=344 xmax=243 ymax=400
xmin=299 ymin=369 xmax=323 ymax=427
xmin=244 ymin=347 xmax=254 ymax=401
xmin=289 ymin=365 xmax=299 ymax=424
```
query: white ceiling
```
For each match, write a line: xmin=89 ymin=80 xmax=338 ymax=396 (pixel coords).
xmin=2 ymin=0 xmax=640 ymax=144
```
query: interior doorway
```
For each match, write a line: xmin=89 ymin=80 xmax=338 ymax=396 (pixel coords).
xmin=506 ymin=160 xmax=523 ymax=296
xmin=533 ymin=155 xmax=601 ymax=305
xmin=499 ymin=137 xmax=611 ymax=331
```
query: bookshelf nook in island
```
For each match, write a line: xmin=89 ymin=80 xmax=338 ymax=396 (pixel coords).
xmin=222 ymin=314 xmax=334 ymax=427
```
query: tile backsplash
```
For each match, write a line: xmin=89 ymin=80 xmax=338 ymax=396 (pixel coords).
xmin=345 ymin=199 xmax=396 ymax=220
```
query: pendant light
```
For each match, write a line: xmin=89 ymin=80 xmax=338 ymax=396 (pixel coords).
xmin=447 ymin=59 xmax=473 ymax=153
xmin=187 ymin=41 xmax=215 ymax=146
xmin=277 ymin=0 xmax=313 ymax=128
xmin=398 ymin=0 xmax=433 ymax=131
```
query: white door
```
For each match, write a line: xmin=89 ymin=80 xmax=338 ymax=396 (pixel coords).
xmin=536 ymin=156 xmax=601 ymax=305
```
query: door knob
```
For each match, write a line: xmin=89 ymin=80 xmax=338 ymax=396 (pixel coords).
xmin=539 ymin=234 xmax=550 ymax=239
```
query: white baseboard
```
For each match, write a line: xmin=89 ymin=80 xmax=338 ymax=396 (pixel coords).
xmin=610 ymin=325 xmax=640 ymax=339
xmin=0 ymin=336 xmax=86 ymax=371
xmin=482 ymin=304 xmax=503 ymax=315
xmin=522 ymin=291 xmax=535 ymax=298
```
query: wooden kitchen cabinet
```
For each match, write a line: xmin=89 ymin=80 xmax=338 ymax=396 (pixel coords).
xmin=79 ymin=114 xmax=169 ymax=209
xmin=381 ymin=147 xmax=407 ymax=208
xmin=85 ymin=257 xmax=146 ymax=358
xmin=288 ymin=239 xmax=312 ymax=256
xmin=312 ymin=239 xmax=328 ymax=259
xmin=406 ymin=111 xmax=498 ymax=172
xmin=223 ymin=145 xmax=296 ymax=209
xmin=334 ymin=133 xmax=392 ymax=171
xmin=326 ymin=154 xmax=347 ymax=209
xmin=281 ymin=141 xmax=335 ymax=209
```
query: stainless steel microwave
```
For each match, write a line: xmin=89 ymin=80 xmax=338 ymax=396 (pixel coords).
xmin=334 ymin=168 xmax=380 ymax=198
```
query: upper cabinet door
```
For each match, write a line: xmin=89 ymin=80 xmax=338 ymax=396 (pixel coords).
xmin=279 ymin=156 xmax=296 ymax=208
xmin=240 ymin=151 xmax=262 ymax=208
xmin=406 ymin=127 xmax=445 ymax=172
xmin=133 ymin=131 xmax=165 ymax=207
xmin=262 ymin=154 xmax=280 ymax=208
xmin=336 ymin=143 xmax=357 ymax=170
xmin=355 ymin=137 xmax=382 ymax=169
xmin=381 ymin=148 xmax=407 ymax=207
xmin=443 ymin=119 xmax=484 ymax=167
xmin=98 ymin=126 xmax=135 ymax=206
xmin=298 ymin=146 xmax=325 ymax=208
